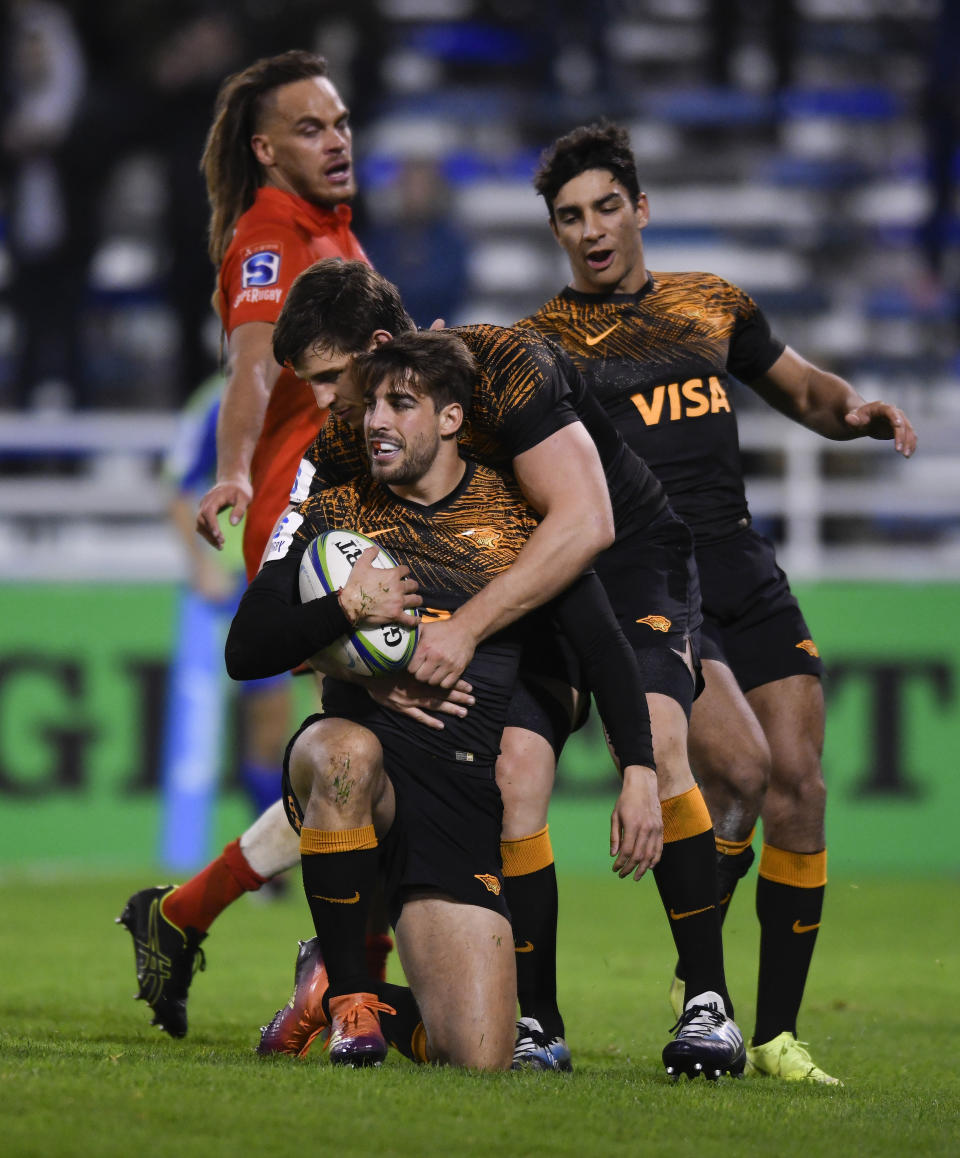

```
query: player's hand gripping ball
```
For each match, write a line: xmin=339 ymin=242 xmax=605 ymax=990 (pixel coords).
xmin=299 ymin=529 xmax=419 ymax=677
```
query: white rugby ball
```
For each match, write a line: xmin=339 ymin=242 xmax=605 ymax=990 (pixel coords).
xmin=298 ymin=529 xmax=419 ymax=678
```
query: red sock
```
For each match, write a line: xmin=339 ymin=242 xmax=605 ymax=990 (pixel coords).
xmin=162 ymin=839 xmax=267 ymax=933
xmin=365 ymin=932 xmax=394 ymax=983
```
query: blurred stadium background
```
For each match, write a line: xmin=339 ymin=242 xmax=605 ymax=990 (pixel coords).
xmin=1 ymin=0 xmax=958 ymax=878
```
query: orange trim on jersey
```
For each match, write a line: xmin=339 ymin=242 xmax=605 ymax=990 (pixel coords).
xmin=716 ymin=827 xmax=756 ymax=857
xmin=660 ymin=786 xmax=713 ymax=844
xmin=759 ymin=844 xmax=827 ymax=888
xmin=299 ymin=825 xmax=377 ymax=855
xmin=500 ymin=825 xmax=554 ymax=878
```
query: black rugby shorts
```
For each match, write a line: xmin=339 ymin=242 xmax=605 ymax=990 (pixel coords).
xmin=697 ymin=527 xmax=823 ymax=693
xmin=282 ymin=713 xmax=509 ymax=925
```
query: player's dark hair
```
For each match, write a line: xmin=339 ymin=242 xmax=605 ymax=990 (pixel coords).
xmin=273 ymin=259 xmax=415 ymax=366
xmin=353 ymin=330 xmax=476 ymax=417
xmin=202 ymin=50 xmax=331 ymax=264
xmin=534 ymin=121 xmax=641 ymax=219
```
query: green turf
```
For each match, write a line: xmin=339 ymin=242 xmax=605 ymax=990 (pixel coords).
xmin=1 ymin=871 xmax=957 ymax=1158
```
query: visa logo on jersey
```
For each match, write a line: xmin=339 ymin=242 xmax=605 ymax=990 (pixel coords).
xmin=242 ymin=250 xmax=281 ymax=288
xmin=630 ymin=376 xmax=731 ymax=425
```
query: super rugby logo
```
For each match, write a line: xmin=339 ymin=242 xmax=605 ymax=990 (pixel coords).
xmin=242 ymin=250 xmax=281 ymax=288
xmin=266 ymin=511 xmax=303 ymax=561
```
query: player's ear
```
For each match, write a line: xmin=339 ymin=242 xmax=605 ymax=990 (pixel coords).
xmin=250 ymin=133 xmax=273 ymax=167
xmin=370 ymin=330 xmax=393 ymax=349
xmin=635 ymin=191 xmax=650 ymax=231
xmin=439 ymin=402 xmax=463 ymax=439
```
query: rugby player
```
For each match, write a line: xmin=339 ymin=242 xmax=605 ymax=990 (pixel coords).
xmin=118 ymin=50 xmax=406 ymax=1036
xmin=520 ymin=121 xmax=917 ymax=1084
xmin=259 ymin=261 xmax=744 ymax=1079
xmin=224 ymin=331 xmax=660 ymax=1069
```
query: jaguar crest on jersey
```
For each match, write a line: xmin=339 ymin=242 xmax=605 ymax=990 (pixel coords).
xmin=636 ymin=614 xmax=672 ymax=632
xmin=796 ymin=639 xmax=820 ymax=657
xmin=474 ymin=873 xmax=502 ymax=896
xmin=458 ymin=526 xmax=504 ymax=549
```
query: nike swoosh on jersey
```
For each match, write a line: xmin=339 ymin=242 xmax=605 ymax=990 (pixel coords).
xmin=514 ymin=941 xmax=535 ymax=953
xmin=311 ymin=891 xmax=361 ymax=904
xmin=585 ymin=321 xmax=622 ymax=347
xmin=792 ymin=919 xmax=821 ymax=934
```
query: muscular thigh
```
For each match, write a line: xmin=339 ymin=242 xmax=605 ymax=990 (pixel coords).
xmin=746 ymin=674 xmax=825 ymax=783
xmin=395 ymin=893 xmax=516 ymax=1070
xmin=689 ymin=659 xmax=770 ymax=792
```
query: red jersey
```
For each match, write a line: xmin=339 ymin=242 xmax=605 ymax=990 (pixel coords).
xmin=217 ymin=185 xmax=368 ymax=579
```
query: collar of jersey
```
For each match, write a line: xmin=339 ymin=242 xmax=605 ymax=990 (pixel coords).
xmin=559 ymin=273 xmax=654 ymax=306
xmin=374 ymin=458 xmax=476 ymax=514
xmin=253 ymin=185 xmax=353 ymax=231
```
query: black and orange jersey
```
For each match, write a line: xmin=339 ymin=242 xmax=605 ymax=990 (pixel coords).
xmin=287 ymin=459 xmax=539 ymax=613
xmin=260 ymin=460 xmax=538 ymax=763
xmin=520 ymin=272 xmax=785 ymax=543
xmin=290 ymin=323 xmax=668 ymax=539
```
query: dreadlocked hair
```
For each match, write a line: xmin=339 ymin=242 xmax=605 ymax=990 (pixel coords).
xmin=201 ymin=50 xmax=330 ymax=265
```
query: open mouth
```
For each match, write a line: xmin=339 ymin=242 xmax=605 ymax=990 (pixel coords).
xmin=325 ymin=160 xmax=352 ymax=185
xmin=370 ymin=437 xmax=401 ymax=464
xmin=586 ymin=249 xmax=615 ymax=271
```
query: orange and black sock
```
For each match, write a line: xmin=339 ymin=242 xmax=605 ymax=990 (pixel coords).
xmin=162 ymin=838 xmax=266 ymax=933
xmin=376 ymin=981 xmax=429 ymax=1063
xmin=501 ymin=825 xmax=563 ymax=1039
xmin=654 ymin=786 xmax=731 ymax=1015
xmin=753 ymin=844 xmax=826 ymax=1046
xmin=299 ymin=824 xmax=378 ymax=1002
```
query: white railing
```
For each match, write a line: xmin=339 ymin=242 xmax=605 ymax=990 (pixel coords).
xmin=0 ymin=408 xmax=956 ymax=581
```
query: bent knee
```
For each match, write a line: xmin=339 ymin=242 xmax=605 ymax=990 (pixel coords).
xmin=288 ymin=719 xmax=383 ymax=805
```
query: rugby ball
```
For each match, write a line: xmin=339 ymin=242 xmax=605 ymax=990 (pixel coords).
xmin=298 ymin=529 xmax=419 ymax=678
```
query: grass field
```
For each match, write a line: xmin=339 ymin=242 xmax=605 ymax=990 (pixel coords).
xmin=1 ymin=869 xmax=957 ymax=1158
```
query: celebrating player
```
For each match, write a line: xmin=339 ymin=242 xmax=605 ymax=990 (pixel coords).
xmin=261 ymin=261 xmax=744 ymax=1079
xmin=224 ymin=331 xmax=658 ymax=1069
xmin=520 ymin=121 xmax=918 ymax=1084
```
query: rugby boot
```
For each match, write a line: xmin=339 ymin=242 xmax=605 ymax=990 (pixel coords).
xmin=746 ymin=1032 xmax=842 ymax=1085
xmin=662 ymin=990 xmax=745 ymax=1081
xmin=511 ymin=1017 xmax=573 ymax=1073
xmin=327 ymin=992 xmax=396 ymax=1067
xmin=257 ymin=937 xmax=330 ymax=1057
xmin=116 ymin=885 xmax=206 ymax=1038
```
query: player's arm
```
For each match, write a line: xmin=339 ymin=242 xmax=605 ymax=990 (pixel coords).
xmin=196 ymin=322 xmax=283 ymax=548
xmin=749 ymin=346 xmax=916 ymax=457
xmin=225 ymin=543 xmax=419 ymax=680
xmin=550 ymin=572 xmax=661 ymax=880
xmin=407 ymin=422 xmax=615 ymax=687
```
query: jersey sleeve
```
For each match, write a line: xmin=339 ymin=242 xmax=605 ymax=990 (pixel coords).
xmin=467 ymin=327 xmax=581 ymax=459
xmin=726 ymin=285 xmax=786 ymax=382
xmin=225 ymin=488 xmax=360 ymax=678
xmin=219 ymin=224 xmax=310 ymax=335
xmin=290 ymin=419 xmax=369 ymax=503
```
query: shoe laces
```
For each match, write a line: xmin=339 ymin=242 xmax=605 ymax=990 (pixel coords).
xmin=669 ymin=1002 xmax=726 ymax=1038
xmin=339 ymin=998 xmax=396 ymax=1030
xmin=781 ymin=1037 xmax=818 ymax=1070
